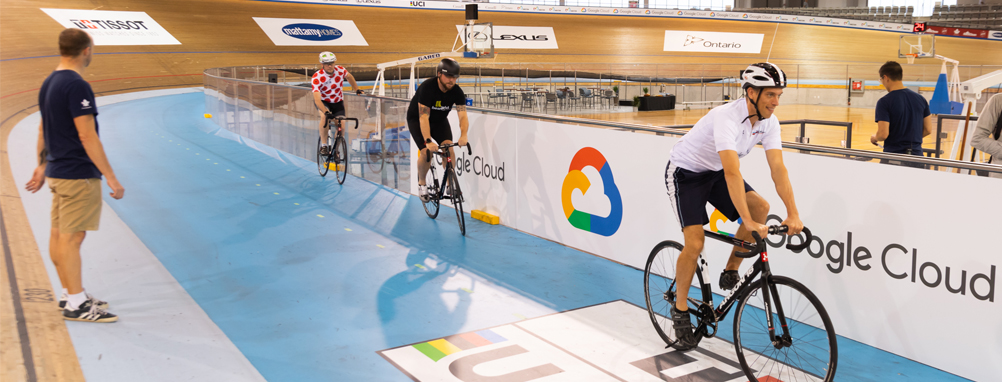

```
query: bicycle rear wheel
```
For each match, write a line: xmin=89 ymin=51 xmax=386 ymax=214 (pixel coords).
xmin=447 ymin=169 xmax=465 ymax=235
xmin=644 ymin=240 xmax=703 ymax=346
xmin=317 ymin=136 xmax=330 ymax=177
xmin=334 ymin=134 xmax=348 ymax=184
xmin=422 ymin=167 xmax=440 ymax=219
xmin=733 ymin=276 xmax=838 ymax=382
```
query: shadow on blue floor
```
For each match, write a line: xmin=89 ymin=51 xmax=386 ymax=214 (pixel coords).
xmin=98 ymin=92 xmax=968 ymax=382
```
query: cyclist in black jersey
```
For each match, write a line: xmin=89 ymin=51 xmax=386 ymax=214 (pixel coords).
xmin=406 ymin=58 xmax=469 ymax=200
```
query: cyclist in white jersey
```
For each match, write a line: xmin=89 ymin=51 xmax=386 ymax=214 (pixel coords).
xmin=312 ymin=51 xmax=362 ymax=155
xmin=664 ymin=63 xmax=804 ymax=350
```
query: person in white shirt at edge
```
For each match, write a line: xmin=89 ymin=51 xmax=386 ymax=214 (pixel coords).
xmin=664 ymin=62 xmax=804 ymax=351
xmin=970 ymin=92 xmax=1002 ymax=179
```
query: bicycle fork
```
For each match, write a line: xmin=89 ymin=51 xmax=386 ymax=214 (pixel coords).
xmin=759 ymin=250 xmax=793 ymax=349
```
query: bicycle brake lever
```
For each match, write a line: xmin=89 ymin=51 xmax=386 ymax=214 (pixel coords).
xmin=467 ymin=143 xmax=473 ymax=155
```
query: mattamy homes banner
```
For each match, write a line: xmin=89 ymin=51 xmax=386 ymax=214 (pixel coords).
xmin=252 ymin=17 xmax=368 ymax=46
xmin=41 ymin=8 xmax=180 ymax=45
xmin=453 ymin=25 xmax=559 ymax=49
xmin=664 ymin=30 xmax=764 ymax=53
xmin=410 ymin=108 xmax=1000 ymax=382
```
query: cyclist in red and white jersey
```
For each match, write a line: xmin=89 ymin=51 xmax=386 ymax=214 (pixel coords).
xmin=312 ymin=51 xmax=362 ymax=155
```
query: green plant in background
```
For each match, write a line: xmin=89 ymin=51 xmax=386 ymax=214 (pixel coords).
xmin=633 ymin=95 xmax=641 ymax=106
xmin=612 ymin=85 xmax=619 ymax=95
xmin=643 ymin=87 xmax=649 ymax=95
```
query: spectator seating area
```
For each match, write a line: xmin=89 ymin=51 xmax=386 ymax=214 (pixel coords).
xmin=930 ymin=4 xmax=1002 ymax=29
xmin=734 ymin=6 xmax=915 ymax=24
xmin=735 ymin=5 xmax=1002 ymax=29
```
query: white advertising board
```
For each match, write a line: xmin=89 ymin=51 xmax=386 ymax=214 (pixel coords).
xmin=416 ymin=108 xmax=1001 ymax=381
xmin=252 ymin=17 xmax=368 ymax=46
xmin=664 ymin=30 xmax=764 ymax=53
xmin=41 ymin=8 xmax=180 ymax=45
xmin=454 ymin=25 xmax=559 ymax=49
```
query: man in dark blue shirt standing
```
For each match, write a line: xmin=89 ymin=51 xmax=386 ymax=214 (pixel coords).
xmin=871 ymin=61 xmax=932 ymax=166
xmin=25 ymin=29 xmax=123 ymax=323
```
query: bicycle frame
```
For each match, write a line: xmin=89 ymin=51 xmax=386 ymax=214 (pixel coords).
xmin=426 ymin=143 xmax=471 ymax=203
xmin=688 ymin=229 xmax=800 ymax=346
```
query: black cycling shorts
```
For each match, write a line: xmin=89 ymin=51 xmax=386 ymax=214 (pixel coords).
xmin=665 ymin=161 xmax=754 ymax=229
xmin=321 ymin=100 xmax=346 ymax=117
xmin=407 ymin=118 xmax=453 ymax=150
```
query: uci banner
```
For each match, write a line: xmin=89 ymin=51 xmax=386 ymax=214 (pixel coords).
xmin=41 ymin=8 xmax=181 ymax=45
xmin=252 ymin=17 xmax=368 ymax=46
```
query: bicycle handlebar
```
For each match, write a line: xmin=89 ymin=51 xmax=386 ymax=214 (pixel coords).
xmin=738 ymin=225 xmax=813 ymax=258
xmin=424 ymin=143 xmax=472 ymax=162
xmin=324 ymin=115 xmax=359 ymax=130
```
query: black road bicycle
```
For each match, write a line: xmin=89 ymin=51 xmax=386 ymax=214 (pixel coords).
xmin=644 ymin=225 xmax=838 ymax=382
xmin=422 ymin=143 xmax=472 ymax=236
xmin=317 ymin=116 xmax=358 ymax=184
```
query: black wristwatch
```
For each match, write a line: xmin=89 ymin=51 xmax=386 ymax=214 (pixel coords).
xmin=425 ymin=138 xmax=433 ymax=144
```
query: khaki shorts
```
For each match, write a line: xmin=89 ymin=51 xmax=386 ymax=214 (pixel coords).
xmin=48 ymin=178 xmax=102 ymax=233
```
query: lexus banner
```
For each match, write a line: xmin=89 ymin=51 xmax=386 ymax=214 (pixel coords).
xmin=664 ymin=30 xmax=763 ymax=54
xmin=455 ymin=25 xmax=558 ymax=49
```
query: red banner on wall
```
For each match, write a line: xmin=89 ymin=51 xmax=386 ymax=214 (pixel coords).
xmin=925 ymin=26 xmax=989 ymax=39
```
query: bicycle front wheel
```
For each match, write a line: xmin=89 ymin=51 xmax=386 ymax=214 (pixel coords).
xmin=733 ymin=275 xmax=838 ymax=382
xmin=317 ymin=136 xmax=330 ymax=177
xmin=644 ymin=240 xmax=702 ymax=346
xmin=448 ymin=169 xmax=465 ymax=235
xmin=422 ymin=167 xmax=440 ymax=219
xmin=334 ymin=134 xmax=348 ymax=184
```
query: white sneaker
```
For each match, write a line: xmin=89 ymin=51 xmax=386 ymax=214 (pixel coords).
xmin=418 ymin=185 xmax=428 ymax=201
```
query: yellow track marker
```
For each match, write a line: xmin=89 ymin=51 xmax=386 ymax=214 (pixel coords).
xmin=240 ymin=176 xmax=245 ymax=178
xmin=226 ymin=169 xmax=231 ymax=171
xmin=317 ymin=214 xmax=325 ymax=218
xmin=204 ymin=113 xmax=212 ymax=118
xmin=294 ymin=203 xmax=300 ymax=205
xmin=460 ymin=288 xmax=473 ymax=294
xmin=255 ymin=184 xmax=261 ymax=186
xmin=376 ymin=244 xmax=385 ymax=248
xmin=273 ymin=192 xmax=279 ymax=195
xmin=344 ymin=228 xmax=352 ymax=232
xmin=214 ymin=163 xmax=218 ymax=165
xmin=414 ymin=264 xmax=426 ymax=269
xmin=471 ymin=210 xmax=500 ymax=225
xmin=513 ymin=313 xmax=527 ymax=320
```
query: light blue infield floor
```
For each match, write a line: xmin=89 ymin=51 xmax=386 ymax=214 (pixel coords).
xmin=10 ymin=89 xmax=970 ymax=381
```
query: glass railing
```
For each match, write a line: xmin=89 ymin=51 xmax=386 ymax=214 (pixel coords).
xmin=203 ymin=66 xmax=1002 ymax=193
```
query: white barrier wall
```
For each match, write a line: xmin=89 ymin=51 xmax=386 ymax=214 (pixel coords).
xmin=425 ymin=110 xmax=1001 ymax=382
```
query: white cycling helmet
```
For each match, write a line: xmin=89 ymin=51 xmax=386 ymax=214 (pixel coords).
xmin=741 ymin=63 xmax=787 ymax=122
xmin=741 ymin=62 xmax=787 ymax=90
xmin=319 ymin=51 xmax=337 ymax=64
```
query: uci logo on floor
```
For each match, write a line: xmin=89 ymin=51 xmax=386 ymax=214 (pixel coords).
xmin=560 ymin=147 xmax=622 ymax=237
xmin=282 ymin=23 xmax=343 ymax=41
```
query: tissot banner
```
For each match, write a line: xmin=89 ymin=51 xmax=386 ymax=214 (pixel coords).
xmin=41 ymin=8 xmax=181 ymax=45
xmin=252 ymin=17 xmax=368 ymax=46
xmin=664 ymin=30 xmax=764 ymax=53
xmin=454 ymin=25 xmax=558 ymax=49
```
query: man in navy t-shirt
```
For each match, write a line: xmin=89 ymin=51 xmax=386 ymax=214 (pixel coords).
xmin=871 ymin=61 xmax=932 ymax=165
xmin=25 ymin=29 xmax=122 ymax=323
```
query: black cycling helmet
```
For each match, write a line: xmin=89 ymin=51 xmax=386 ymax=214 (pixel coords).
xmin=741 ymin=62 xmax=787 ymax=122
xmin=437 ymin=58 xmax=461 ymax=78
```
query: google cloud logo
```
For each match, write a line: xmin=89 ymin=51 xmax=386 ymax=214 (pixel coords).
xmin=614 ymin=9 xmax=619 ymax=13
xmin=560 ymin=147 xmax=623 ymax=236
xmin=709 ymin=12 xmax=716 ymax=17
xmin=645 ymin=10 xmax=651 ymax=14
xmin=677 ymin=11 xmax=683 ymax=15
xmin=742 ymin=13 xmax=748 ymax=18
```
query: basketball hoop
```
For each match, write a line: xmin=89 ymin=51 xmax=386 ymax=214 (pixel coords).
xmin=905 ymin=54 xmax=918 ymax=64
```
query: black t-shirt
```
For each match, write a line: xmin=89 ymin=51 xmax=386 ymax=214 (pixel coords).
xmin=875 ymin=88 xmax=930 ymax=154
xmin=39 ymin=70 xmax=101 ymax=179
xmin=406 ymin=77 xmax=466 ymax=123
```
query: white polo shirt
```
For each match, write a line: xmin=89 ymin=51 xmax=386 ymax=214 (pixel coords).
xmin=669 ymin=98 xmax=783 ymax=173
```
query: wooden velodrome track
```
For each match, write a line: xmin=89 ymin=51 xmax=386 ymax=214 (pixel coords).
xmin=1 ymin=0 xmax=1000 ymax=380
